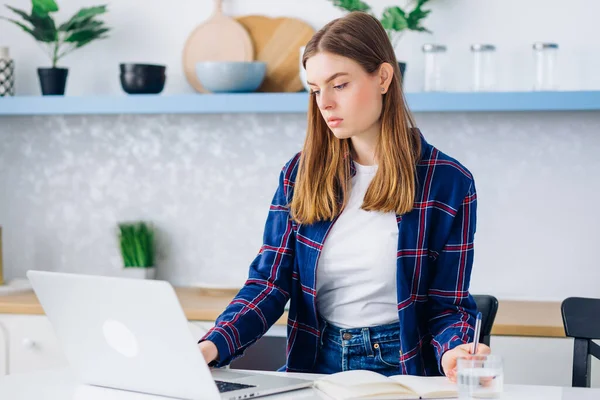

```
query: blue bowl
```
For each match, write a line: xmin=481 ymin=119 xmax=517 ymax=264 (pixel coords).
xmin=195 ymin=61 xmax=267 ymax=93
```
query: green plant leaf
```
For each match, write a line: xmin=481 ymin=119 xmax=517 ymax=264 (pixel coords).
xmin=5 ymin=5 xmax=57 ymax=42
xmin=0 ymin=17 xmax=35 ymax=37
xmin=118 ymin=221 xmax=154 ymax=268
xmin=121 ymin=224 xmax=138 ymax=267
xmin=5 ymin=5 xmax=32 ymax=22
xmin=327 ymin=0 xmax=432 ymax=34
xmin=31 ymin=14 xmax=57 ymax=42
xmin=381 ymin=6 xmax=408 ymax=32
xmin=59 ymin=5 xmax=108 ymax=31
xmin=330 ymin=0 xmax=371 ymax=12
xmin=64 ymin=26 xmax=109 ymax=46
xmin=2 ymin=5 xmax=57 ymax=42
xmin=406 ymin=0 xmax=432 ymax=33
xmin=408 ymin=7 xmax=431 ymax=21
xmin=62 ymin=19 xmax=104 ymax=35
xmin=58 ymin=15 xmax=93 ymax=32
xmin=32 ymin=0 xmax=58 ymax=16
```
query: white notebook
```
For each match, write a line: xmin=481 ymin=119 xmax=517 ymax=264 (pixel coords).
xmin=314 ymin=370 xmax=458 ymax=400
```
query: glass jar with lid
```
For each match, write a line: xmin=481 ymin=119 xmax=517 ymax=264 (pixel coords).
xmin=533 ymin=42 xmax=558 ymax=91
xmin=470 ymin=44 xmax=496 ymax=91
xmin=422 ymin=44 xmax=447 ymax=92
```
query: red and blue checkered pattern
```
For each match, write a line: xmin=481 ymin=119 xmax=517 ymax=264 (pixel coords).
xmin=201 ymin=134 xmax=477 ymax=376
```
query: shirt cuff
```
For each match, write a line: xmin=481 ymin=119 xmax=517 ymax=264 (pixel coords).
xmin=199 ymin=328 xmax=235 ymax=368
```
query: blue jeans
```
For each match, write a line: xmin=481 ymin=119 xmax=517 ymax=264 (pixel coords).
xmin=312 ymin=317 xmax=401 ymax=377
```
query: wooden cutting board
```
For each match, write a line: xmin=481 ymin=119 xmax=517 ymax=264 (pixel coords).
xmin=182 ymin=0 xmax=254 ymax=93
xmin=236 ymin=15 xmax=315 ymax=92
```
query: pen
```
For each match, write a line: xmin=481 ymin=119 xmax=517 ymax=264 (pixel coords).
xmin=471 ymin=311 xmax=482 ymax=355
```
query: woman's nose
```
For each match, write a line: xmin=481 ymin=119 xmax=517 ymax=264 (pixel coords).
xmin=319 ymin=91 xmax=335 ymax=110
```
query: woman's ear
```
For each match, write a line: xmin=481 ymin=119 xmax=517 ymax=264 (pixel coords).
xmin=378 ymin=62 xmax=394 ymax=94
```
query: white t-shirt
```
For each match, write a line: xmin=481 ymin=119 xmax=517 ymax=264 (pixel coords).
xmin=316 ymin=161 xmax=400 ymax=328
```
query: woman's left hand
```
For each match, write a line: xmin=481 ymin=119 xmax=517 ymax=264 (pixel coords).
xmin=441 ymin=343 xmax=491 ymax=382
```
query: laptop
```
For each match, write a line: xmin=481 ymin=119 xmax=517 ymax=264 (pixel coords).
xmin=26 ymin=270 xmax=314 ymax=400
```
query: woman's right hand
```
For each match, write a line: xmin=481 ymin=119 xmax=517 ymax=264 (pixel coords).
xmin=198 ymin=340 xmax=219 ymax=365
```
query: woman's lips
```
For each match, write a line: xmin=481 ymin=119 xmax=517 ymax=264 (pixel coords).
xmin=327 ymin=118 xmax=343 ymax=127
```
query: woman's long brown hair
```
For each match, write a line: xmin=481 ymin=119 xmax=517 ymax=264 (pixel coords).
xmin=290 ymin=11 xmax=421 ymax=225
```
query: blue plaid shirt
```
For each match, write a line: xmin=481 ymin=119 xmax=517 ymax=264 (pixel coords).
xmin=202 ymin=134 xmax=477 ymax=376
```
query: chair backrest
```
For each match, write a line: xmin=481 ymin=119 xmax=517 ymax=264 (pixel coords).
xmin=561 ymin=297 xmax=600 ymax=387
xmin=472 ymin=294 xmax=499 ymax=347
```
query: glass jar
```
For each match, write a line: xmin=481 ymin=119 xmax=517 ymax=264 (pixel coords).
xmin=470 ymin=44 xmax=496 ymax=92
xmin=532 ymin=42 xmax=558 ymax=91
xmin=422 ymin=44 xmax=447 ymax=92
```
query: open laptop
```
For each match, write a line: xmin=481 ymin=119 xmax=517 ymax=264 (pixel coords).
xmin=26 ymin=270 xmax=313 ymax=400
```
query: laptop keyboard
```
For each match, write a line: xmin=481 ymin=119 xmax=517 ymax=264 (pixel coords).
xmin=215 ymin=380 xmax=256 ymax=393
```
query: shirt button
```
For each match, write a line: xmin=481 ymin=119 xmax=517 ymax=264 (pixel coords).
xmin=342 ymin=333 xmax=352 ymax=340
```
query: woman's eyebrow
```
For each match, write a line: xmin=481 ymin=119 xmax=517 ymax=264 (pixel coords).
xmin=307 ymin=72 xmax=349 ymax=86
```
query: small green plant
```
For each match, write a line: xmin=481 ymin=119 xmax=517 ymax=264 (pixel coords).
xmin=1 ymin=0 xmax=110 ymax=68
xmin=118 ymin=222 xmax=155 ymax=268
xmin=330 ymin=0 xmax=433 ymax=48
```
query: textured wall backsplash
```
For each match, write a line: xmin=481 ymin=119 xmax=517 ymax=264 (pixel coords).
xmin=1 ymin=112 xmax=599 ymax=300
xmin=0 ymin=114 xmax=306 ymax=287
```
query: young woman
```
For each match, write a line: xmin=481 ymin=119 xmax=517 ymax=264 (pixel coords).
xmin=198 ymin=11 xmax=490 ymax=380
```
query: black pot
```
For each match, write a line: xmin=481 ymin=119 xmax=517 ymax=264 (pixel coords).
xmin=37 ymin=67 xmax=68 ymax=95
xmin=119 ymin=63 xmax=166 ymax=76
xmin=119 ymin=63 xmax=166 ymax=94
xmin=398 ymin=62 xmax=406 ymax=83
xmin=120 ymin=72 xmax=166 ymax=94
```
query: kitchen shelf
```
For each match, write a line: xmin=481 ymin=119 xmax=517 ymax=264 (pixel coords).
xmin=1 ymin=91 xmax=600 ymax=116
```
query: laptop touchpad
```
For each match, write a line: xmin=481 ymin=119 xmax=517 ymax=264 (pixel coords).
xmin=211 ymin=369 xmax=252 ymax=381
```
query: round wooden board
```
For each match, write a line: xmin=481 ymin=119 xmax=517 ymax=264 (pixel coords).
xmin=182 ymin=2 xmax=254 ymax=93
xmin=236 ymin=15 xmax=315 ymax=92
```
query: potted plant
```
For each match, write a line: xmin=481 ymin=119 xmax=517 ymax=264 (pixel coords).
xmin=1 ymin=0 xmax=109 ymax=95
xmin=329 ymin=0 xmax=433 ymax=79
xmin=118 ymin=221 xmax=156 ymax=280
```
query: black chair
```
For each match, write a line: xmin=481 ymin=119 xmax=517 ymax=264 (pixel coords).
xmin=472 ymin=294 xmax=499 ymax=347
xmin=561 ymin=297 xmax=600 ymax=387
xmin=230 ymin=335 xmax=287 ymax=371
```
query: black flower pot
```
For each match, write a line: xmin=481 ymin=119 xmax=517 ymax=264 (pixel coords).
xmin=37 ymin=67 xmax=68 ymax=95
xmin=398 ymin=62 xmax=406 ymax=84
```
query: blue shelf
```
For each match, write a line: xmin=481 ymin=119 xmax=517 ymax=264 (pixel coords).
xmin=1 ymin=91 xmax=600 ymax=116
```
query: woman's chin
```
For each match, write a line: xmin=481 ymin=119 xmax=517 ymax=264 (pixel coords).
xmin=330 ymin=127 xmax=354 ymax=139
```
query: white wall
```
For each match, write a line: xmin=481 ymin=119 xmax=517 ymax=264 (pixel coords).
xmin=0 ymin=1 xmax=599 ymax=302
xmin=1 ymin=0 xmax=600 ymax=95
xmin=490 ymin=337 xmax=600 ymax=387
xmin=418 ymin=112 xmax=600 ymax=301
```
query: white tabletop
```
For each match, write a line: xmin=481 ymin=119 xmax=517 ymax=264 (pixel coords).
xmin=1 ymin=368 xmax=599 ymax=400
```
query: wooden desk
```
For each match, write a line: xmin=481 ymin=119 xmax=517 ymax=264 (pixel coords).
xmin=2 ymin=368 xmax=600 ymax=400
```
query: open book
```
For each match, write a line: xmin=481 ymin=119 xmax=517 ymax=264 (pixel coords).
xmin=314 ymin=370 xmax=458 ymax=400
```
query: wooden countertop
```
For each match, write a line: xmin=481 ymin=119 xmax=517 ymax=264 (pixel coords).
xmin=0 ymin=288 xmax=565 ymax=338
xmin=0 ymin=287 xmax=289 ymax=326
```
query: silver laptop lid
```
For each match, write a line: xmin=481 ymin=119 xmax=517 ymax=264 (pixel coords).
xmin=27 ymin=270 xmax=221 ymax=400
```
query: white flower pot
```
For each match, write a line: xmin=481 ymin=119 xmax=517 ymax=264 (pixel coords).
xmin=0 ymin=47 xmax=15 ymax=97
xmin=122 ymin=267 xmax=156 ymax=280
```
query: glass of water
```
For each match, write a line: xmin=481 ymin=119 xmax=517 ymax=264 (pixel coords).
xmin=457 ymin=355 xmax=503 ymax=399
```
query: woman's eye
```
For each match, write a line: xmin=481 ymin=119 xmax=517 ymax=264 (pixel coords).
xmin=310 ymin=83 xmax=346 ymax=95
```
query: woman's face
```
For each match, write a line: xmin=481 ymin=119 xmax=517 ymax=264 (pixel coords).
xmin=305 ymin=51 xmax=386 ymax=140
